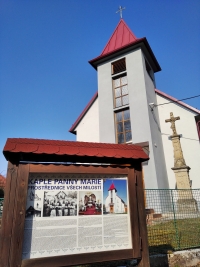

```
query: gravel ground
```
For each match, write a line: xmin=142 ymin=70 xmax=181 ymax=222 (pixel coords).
xmin=76 ymin=249 xmax=200 ymax=267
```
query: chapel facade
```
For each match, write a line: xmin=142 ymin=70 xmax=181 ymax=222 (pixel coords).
xmin=105 ymin=183 xmax=127 ymax=214
xmin=69 ymin=19 xmax=200 ymax=190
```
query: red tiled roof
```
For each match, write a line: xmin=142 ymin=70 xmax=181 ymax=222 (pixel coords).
xmin=3 ymin=138 xmax=149 ymax=164
xmin=155 ymin=89 xmax=200 ymax=114
xmin=108 ymin=183 xmax=116 ymax=191
xmin=69 ymin=91 xmax=98 ymax=134
xmin=100 ymin=19 xmax=139 ymax=56
xmin=89 ymin=19 xmax=161 ymax=72
xmin=0 ymin=175 xmax=6 ymax=189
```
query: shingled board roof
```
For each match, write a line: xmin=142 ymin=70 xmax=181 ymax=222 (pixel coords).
xmin=3 ymin=138 xmax=149 ymax=164
xmin=155 ymin=89 xmax=200 ymax=114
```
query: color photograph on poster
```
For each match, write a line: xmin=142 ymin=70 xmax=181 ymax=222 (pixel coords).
xmin=43 ymin=190 xmax=77 ymax=217
xmin=78 ymin=191 xmax=102 ymax=215
xmin=22 ymin=174 xmax=132 ymax=260
xmin=103 ymin=179 xmax=128 ymax=214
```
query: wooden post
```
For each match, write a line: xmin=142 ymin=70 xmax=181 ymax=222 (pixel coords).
xmin=128 ymin=167 xmax=141 ymax=259
xmin=135 ymin=164 xmax=150 ymax=267
xmin=0 ymin=162 xmax=29 ymax=267
xmin=0 ymin=162 xmax=18 ymax=267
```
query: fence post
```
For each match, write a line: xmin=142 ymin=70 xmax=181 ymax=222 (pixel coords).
xmin=170 ymin=189 xmax=180 ymax=250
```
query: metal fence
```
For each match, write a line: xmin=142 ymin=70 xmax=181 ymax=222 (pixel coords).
xmin=145 ymin=189 xmax=200 ymax=254
xmin=0 ymin=189 xmax=200 ymax=254
xmin=0 ymin=198 xmax=4 ymax=218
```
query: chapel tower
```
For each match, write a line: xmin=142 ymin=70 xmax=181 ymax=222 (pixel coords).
xmin=89 ymin=19 xmax=169 ymax=189
xmin=108 ymin=183 xmax=117 ymax=213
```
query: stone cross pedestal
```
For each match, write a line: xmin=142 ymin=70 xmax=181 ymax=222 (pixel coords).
xmin=165 ymin=112 xmax=198 ymax=212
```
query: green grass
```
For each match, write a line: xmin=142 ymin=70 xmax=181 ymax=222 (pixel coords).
xmin=76 ymin=218 xmax=200 ymax=266
xmin=147 ymin=217 xmax=200 ymax=254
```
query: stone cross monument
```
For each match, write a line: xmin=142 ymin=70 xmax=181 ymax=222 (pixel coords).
xmin=165 ymin=112 xmax=187 ymax=168
xmin=165 ymin=112 xmax=197 ymax=212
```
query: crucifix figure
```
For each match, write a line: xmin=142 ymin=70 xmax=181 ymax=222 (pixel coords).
xmin=165 ymin=112 xmax=180 ymax=135
xmin=116 ymin=6 xmax=125 ymax=19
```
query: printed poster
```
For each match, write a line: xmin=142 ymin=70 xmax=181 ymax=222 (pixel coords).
xmin=22 ymin=174 xmax=132 ymax=259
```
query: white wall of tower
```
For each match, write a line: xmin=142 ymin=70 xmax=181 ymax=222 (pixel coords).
xmin=97 ymin=48 xmax=168 ymax=189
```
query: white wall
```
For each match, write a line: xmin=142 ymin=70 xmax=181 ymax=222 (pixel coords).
xmin=142 ymin=55 xmax=169 ymax=190
xmin=97 ymin=58 xmax=116 ymax=143
xmin=96 ymin=48 xmax=169 ymax=190
xmin=126 ymin=49 xmax=158 ymax=189
xmin=127 ymin=49 xmax=169 ymax=189
xmin=75 ymin=98 xmax=100 ymax=142
xmin=156 ymin=94 xmax=200 ymax=189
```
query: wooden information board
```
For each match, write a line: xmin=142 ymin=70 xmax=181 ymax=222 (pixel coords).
xmin=0 ymin=138 xmax=150 ymax=267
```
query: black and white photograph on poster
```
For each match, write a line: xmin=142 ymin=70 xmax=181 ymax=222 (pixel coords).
xmin=43 ymin=191 xmax=77 ymax=217
xmin=79 ymin=191 xmax=102 ymax=215
xmin=25 ymin=190 xmax=42 ymax=218
xmin=103 ymin=179 xmax=128 ymax=214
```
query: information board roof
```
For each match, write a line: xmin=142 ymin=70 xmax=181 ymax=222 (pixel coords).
xmin=3 ymin=138 xmax=149 ymax=164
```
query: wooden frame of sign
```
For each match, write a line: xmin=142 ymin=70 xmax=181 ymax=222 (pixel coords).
xmin=0 ymin=161 xmax=149 ymax=267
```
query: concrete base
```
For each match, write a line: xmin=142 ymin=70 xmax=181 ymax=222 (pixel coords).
xmin=149 ymin=248 xmax=200 ymax=267
xmin=177 ymin=198 xmax=198 ymax=213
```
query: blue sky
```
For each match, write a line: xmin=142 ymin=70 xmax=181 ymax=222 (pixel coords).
xmin=0 ymin=1 xmax=200 ymax=175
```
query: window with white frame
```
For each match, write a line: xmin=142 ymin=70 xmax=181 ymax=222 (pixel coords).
xmin=112 ymin=58 xmax=132 ymax=144
xmin=113 ymin=75 xmax=129 ymax=108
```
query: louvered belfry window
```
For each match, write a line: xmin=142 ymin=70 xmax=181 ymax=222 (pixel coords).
xmin=112 ymin=58 xmax=126 ymax=75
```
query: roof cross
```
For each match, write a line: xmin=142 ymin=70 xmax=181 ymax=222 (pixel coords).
xmin=165 ymin=112 xmax=180 ymax=135
xmin=116 ymin=6 xmax=125 ymax=19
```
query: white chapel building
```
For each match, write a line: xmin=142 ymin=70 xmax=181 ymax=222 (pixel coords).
xmin=69 ymin=19 xmax=200 ymax=190
xmin=105 ymin=183 xmax=127 ymax=214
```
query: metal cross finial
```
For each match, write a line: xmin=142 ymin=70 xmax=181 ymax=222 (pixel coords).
xmin=116 ymin=6 xmax=125 ymax=19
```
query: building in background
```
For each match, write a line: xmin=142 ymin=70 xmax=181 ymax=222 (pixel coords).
xmin=69 ymin=19 xmax=200 ymax=190
xmin=105 ymin=183 xmax=127 ymax=214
